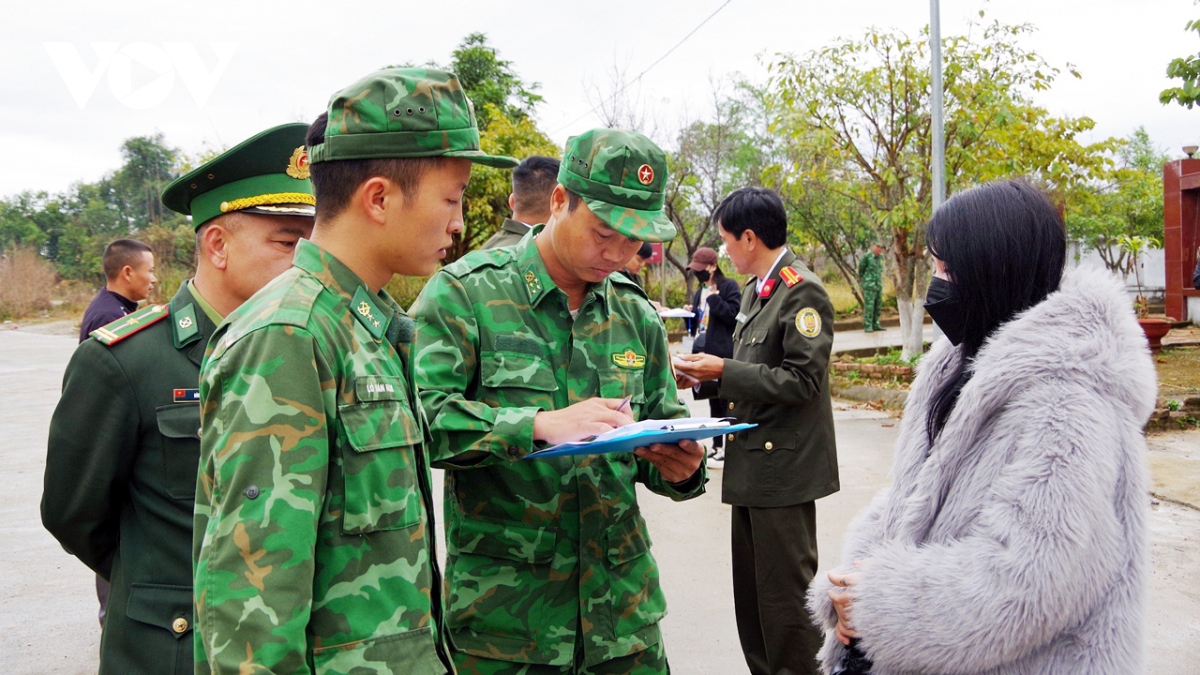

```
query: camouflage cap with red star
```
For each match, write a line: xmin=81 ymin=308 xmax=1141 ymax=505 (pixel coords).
xmin=161 ymin=123 xmax=316 ymax=230
xmin=557 ymin=128 xmax=676 ymax=242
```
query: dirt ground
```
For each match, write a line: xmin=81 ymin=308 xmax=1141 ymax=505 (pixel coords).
xmin=1155 ymin=344 xmax=1200 ymax=399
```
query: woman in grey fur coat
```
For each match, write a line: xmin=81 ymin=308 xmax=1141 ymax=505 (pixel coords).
xmin=810 ymin=180 xmax=1157 ymax=675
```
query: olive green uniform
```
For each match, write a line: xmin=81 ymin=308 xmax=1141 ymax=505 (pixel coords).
xmin=43 ymin=284 xmax=217 ymax=675
xmin=482 ymin=217 xmax=532 ymax=250
xmin=719 ymin=250 xmax=839 ymax=675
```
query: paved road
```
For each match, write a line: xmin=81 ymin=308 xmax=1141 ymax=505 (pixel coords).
xmin=2 ymin=326 xmax=1197 ymax=674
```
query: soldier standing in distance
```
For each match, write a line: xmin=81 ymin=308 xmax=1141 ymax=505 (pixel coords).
xmin=78 ymin=239 xmax=157 ymax=341
xmin=412 ymin=128 xmax=706 ymax=675
xmin=41 ymin=123 xmax=316 ymax=675
xmin=858 ymin=243 xmax=884 ymax=332
xmin=675 ymin=187 xmax=839 ymax=675
xmin=483 ymin=155 xmax=560 ymax=249
xmin=193 ymin=69 xmax=517 ymax=675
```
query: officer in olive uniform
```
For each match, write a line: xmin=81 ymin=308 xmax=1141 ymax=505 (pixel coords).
xmin=675 ymin=187 xmax=838 ymax=675
xmin=41 ymin=124 xmax=315 ymax=675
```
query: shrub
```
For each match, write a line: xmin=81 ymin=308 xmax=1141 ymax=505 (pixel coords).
xmin=0 ymin=248 xmax=57 ymax=320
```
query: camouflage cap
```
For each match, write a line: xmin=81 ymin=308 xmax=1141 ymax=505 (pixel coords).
xmin=162 ymin=123 xmax=315 ymax=230
xmin=558 ymin=128 xmax=676 ymax=242
xmin=308 ymin=68 xmax=518 ymax=168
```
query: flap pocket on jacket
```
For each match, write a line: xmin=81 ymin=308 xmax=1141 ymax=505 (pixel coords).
xmin=455 ymin=515 xmax=557 ymax=564
xmin=155 ymin=404 xmax=201 ymax=500
xmin=734 ymin=426 xmax=799 ymax=454
xmin=338 ymin=383 xmax=424 ymax=535
xmin=125 ymin=583 xmax=192 ymax=639
xmin=480 ymin=351 xmax=558 ymax=392
xmin=605 ymin=514 xmax=652 ymax=566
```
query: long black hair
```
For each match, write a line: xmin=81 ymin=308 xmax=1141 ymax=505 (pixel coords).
xmin=924 ymin=180 xmax=1067 ymax=444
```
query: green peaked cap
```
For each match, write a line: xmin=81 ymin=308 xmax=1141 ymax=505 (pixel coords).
xmin=558 ymin=128 xmax=676 ymax=242
xmin=161 ymin=123 xmax=315 ymax=230
xmin=309 ymin=67 xmax=518 ymax=168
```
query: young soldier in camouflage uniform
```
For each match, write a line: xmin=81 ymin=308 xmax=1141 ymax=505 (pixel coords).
xmin=412 ymin=129 xmax=707 ymax=675
xmin=193 ymin=69 xmax=517 ymax=675
xmin=858 ymin=243 xmax=884 ymax=332
xmin=43 ymin=123 xmax=315 ymax=675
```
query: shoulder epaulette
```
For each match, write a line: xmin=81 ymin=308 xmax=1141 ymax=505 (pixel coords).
xmin=90 ymin=304 xmax=170 ymax=346
xmin=444 ymin=247 xmax=514 ymax=277
xmin=779 ymin=266 xmax=803 ymax=288
xmin=608 ymin=271 xmax=649 ymax=299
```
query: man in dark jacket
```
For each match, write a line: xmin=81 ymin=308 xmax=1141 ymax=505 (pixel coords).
xmin=1192 ymin=253 xmax=1200 ymax=289
xmin=79 ymin=239 xmax=157 ymax=341
xmin=676 ymin=187 xmax=838 ymax=675
xmin=42 ymin=124 xmax=315 ymax=675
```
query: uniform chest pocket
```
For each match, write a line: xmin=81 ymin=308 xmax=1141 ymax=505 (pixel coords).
xmin=599 ymin=367 xmax=646 ymax=418
xmin=155 ymin=404 xmax=201 ymax=501
xmin=337 ymin=376 xmax=424 ymax=535
xmin=479 ymin=350 xmax=557 ymax=408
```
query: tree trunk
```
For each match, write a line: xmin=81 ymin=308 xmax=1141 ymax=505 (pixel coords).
xmin=897 ymin=295 xmax=926 ymax=360
xmin=892 ymin=246 xmax=929 ymax=360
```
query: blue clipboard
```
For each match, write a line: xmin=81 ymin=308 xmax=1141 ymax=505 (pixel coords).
xmin=525 ymin=423 xmax=757 ymax=459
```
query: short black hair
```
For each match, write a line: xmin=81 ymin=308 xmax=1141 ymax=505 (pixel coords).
xmin=512 ymin=156 xmax=560 ymax=216
xmin=305 ymin=112 xmax=445 ymax=220
xmin=102 ymin=239 xmax=152 ymax=280
xmin=924 ymin=179 xmax=1066 ymax=442
xmin=712 ymin=187 xmax=788 ymax=249
xmin=636 ymin=242 xmax=654 ymax=259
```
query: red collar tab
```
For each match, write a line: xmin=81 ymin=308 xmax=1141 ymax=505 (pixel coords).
xmin=779 ymin=266 xmax=802 ymax=287
xmin=759 ymin=279 xmax=777 ymax=298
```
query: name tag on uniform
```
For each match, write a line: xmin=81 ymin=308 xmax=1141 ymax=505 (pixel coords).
xmin=173 ymin=388 xmax=200 ymax=403
xmin=735 ymin=312 xmax=748 ymax=324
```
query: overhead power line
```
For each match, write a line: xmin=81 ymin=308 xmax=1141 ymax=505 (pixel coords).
xmin=550 ymin=0 xmax=736 ymax=135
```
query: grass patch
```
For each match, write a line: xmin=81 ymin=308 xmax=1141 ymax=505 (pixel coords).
xmin=1155 ymin=346 xmax=1200 ymax=397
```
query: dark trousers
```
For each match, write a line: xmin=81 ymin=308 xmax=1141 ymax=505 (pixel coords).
xmin=731 ymin=502 xmax=822 ymax=675
xmin=96 ymin=574 xmax=109 ymax=626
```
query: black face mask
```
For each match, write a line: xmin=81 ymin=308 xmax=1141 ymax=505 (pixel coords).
xmin=924 ymin=277 xmax=966 ymax=346
xmin=693 ymin=270 xmax=711 ymax=283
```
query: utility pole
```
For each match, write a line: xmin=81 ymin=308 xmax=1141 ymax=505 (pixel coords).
xmin=931 ymin=0 xmax=945 ymax=211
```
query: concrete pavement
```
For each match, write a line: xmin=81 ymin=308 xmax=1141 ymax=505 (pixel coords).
xmin=2 ymin=325 xmax=1198 ymax=673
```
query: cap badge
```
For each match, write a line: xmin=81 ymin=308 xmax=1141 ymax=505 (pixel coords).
xmin=286 ymin=146 xmax=311 ymax=180
xmin=637 ymin=164 xmax=655 ymax=185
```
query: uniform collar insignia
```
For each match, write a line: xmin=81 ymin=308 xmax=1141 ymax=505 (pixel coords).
xmin=350 ymin=287 xmax=390 ymax=341
xmin=523 ymin=265 xmax=545 ymax=303
xmin=171 ymin=300 xmax=201 ymax=348
xmin=759 ymin=278 xmax=777 ymax=299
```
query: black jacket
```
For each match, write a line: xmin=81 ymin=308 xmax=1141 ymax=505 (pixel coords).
xmin=1193 ymin=256 xmax=1200 ymax=290
xmin=79 ymin=288 xmax=138 ymax=342
xmin=691 ymin=276 xmax=741 ymax=359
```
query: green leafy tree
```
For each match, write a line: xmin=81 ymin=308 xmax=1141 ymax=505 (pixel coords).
xmin=1067 ymin=127 xmax=1168 ymax=274
xmin=1161 ymin=18 xmax=1200 ymax=108
xmin=449 ymin=32 xmax=543 ymax=127
xmin=770 ymin=19 xmax=1115 ymax=357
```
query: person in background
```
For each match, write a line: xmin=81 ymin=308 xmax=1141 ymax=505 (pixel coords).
xmin=483 ymin=155 xmax=560 ymax=249
xmin=79 ymin=239 xmax=156 ymax=342
xmin=684 ymin=246 xmax=740 ymax=466
xmin=1192 ymin=250 xmax=1199 ymax=289
xmin=42 ymin=123 xmax=315 ymax=675
xmin=811 ymin=180 xmax=1155 ymax=675
xmin=857 ymin=242 xmax=884 ymax=332
xmin=619 ymin=241 xmax=654 ymax=288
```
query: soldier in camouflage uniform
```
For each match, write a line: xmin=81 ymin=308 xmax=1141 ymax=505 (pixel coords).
xmin=43 ymin=123 xmax=315 ymax=675
xmin=193 ymin=68 xmax=517 ymax=675
xmin=412 ymin=128 xmax=707 ymax=675
xmin=858 ymin=243 xmax=884 ymax=332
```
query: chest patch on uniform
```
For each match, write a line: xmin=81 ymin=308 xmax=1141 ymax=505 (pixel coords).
xmin=612 ymin=349 xmax=646 ymax=369
xmin=173 ymin=388 xmax=200 ymax=403
xmin=780 ymin=267 xmax=802 ymax=287
xmin=735 ymin=311 xmax=748 ymax=324
xmin=795 ymin=308 xmax=822 ymax=338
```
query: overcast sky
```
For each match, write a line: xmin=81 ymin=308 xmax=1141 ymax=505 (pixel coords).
xmin=2 ymin=0 xmax=1197 ymax=197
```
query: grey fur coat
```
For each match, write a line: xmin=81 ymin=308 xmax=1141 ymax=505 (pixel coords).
xmin=809 ymin=268 xmax=1157 ymax=674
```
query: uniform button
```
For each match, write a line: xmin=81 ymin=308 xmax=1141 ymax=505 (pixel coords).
xmin=507 ymin=446 xmax=520 ymax=459
xmin=197 ymin=427 xmax=202 ymax=438
xmin=245 ymin=486 xmax=259 ymax=499
xmin=172 ymin=617 xmax=189 ymax=634
xmin=728 ymin=402 xmax=735 ymax=410
xmin=727 ymin=434 xmax=734 ymax=441
xmin=764 ymin=441 xmax=774 ymax=450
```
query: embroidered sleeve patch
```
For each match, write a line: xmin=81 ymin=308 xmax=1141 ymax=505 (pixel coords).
xmin=795 ymin=308 xmax=822 ymax=338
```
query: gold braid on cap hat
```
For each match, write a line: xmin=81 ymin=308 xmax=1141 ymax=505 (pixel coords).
xmin=219 ymin=192 xmax=317 ymax=213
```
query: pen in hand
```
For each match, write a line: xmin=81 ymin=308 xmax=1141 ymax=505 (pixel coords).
xmin=616 ymin=396 xmax=631 ymax=414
